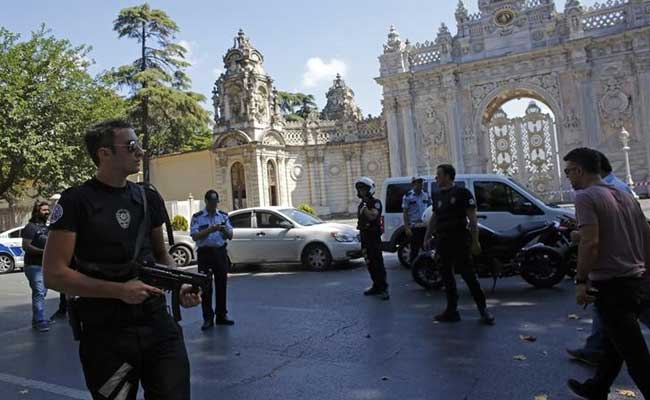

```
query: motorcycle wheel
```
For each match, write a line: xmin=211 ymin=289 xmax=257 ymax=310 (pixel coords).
xmin=521 ymin=247 xmax=566 ymax=289
xmin=411 ymin=252 xmax=444 ymax=290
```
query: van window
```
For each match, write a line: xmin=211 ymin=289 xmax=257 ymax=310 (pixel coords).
xmin=230 ymin=212 xmax=252 ymax=228
xmin=474 ymin=181 xmax=542 ymax=215
xmin=385 ymin=183 xmax=412 ymax=213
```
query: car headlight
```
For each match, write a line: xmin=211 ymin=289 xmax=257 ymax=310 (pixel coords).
xmin=331 ymin=232 xmax=357 ymax=242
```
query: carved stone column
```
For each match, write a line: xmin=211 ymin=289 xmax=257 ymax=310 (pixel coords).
xmin=305 ymin=150 xmax=316 ymax=206
xmin=316 ymin=150 xmax=327 ymax=207
xmin=384 ymin=97 xmax=402 ymax=176
xmin=634 ymin=58 xmax=650 ymax=176
xmin=573 ymin=67 xmax=601 ymax=147
xmin=343 ymin=148 xmax=355 ymax=206
xmin=398 ymin=96 xmax=417 ymax=176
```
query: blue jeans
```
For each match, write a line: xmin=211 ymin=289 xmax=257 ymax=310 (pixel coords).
xmin=583 ymin=304 xmax=650 ymax=356
xmin=24 ymin=265 xmax=48 ymax=324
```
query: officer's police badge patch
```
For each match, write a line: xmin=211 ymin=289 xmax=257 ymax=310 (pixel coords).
xmin=49 ymin=204 xmax=63 ymax=224
xmin=438 ymin=200 xmax=443 ymax=208
xmin=450 ymin=197 xmax=456 ymax=205
xmin=116 ymin=209 xmax=131 ymax=229
xmin=469 ymin=198 xmax=476 ymax=206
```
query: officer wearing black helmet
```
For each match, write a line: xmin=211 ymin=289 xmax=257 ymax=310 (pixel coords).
xmin=190 ymin=190 xmax=234 ymax=330
xmin=43 ymin=118 xmax=201 ymax=400
xmin=355 ymin=176 xmax=389 ymax=300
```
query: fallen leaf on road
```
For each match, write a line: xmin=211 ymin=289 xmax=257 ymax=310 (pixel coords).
xmin=542 ymin=351 xmax=548 ymax=357
xmin=365 ymin=334 xmax=371 ymax=339
xmin=513 ymin=355 xmax=527 ymax=361
xmin=380 ymin=376 xmax=390 ymax=381
xmin=616 ymin=389 xmax=636 ymax=397
xmin=19 ymin=390 xmax=29 ymax=395
xmin=568 ymin=314 xmax=580 ymax=320
xmin=235 ymin=352 xmax=241 ymax=356
xmin=576 ymin=327 xmax=584 ymax=331
xmin=519 ymin=335 xmax=537 ymax=342
xmin=534 ymin=394 xmax=548 ymax=400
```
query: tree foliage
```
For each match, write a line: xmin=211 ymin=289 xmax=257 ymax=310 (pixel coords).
xmin=0 ymin=25 xmax=127 ymax=203
xmin=106 ymin=3 xmax=211 ymax=182
xmin=276 ymin=91 xmax=318 ymax=121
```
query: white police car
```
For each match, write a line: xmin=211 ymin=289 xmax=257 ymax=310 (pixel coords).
xmin=0 ymin=226 xmax=25 ymax=274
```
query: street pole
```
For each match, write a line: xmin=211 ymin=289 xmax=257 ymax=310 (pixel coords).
xmin=619 ymin=127 xmax=634 ymax=188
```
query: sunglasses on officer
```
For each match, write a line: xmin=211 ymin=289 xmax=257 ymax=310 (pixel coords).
xmin=113 ymin=140 xmax=144 ymax=153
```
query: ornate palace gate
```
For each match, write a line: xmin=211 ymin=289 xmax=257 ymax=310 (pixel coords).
xmin=487 ymin=102 xmax=562 ymax=199
xmin=377 ymin=0 xmax=650 ymax=194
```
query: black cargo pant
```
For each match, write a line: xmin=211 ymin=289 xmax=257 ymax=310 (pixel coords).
xmin=408 ymin=226 xmax=427 ymax=265
xmin=361 ymin=231 xmax=387 ymax=290
xmin=77 ymin=300 xmax=190 ymax=400
xmin=437 ymin=232 xmax=487 ymax=312
xmin=588 ymin=277 xmax=650 ymax=398
xmin=197 ymin=246 xmax=229 ymax=321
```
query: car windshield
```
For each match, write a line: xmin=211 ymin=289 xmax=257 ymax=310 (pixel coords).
xmin=507 ymin=177 xmax=559 ymax=207
xmin=278 ymin=209 xmax=323 ymax=226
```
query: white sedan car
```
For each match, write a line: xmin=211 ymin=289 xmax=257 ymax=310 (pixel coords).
xmin=228 ymin=207 xmax=362 ymax=270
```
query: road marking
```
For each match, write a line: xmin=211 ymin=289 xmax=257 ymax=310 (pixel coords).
xmin=0 ymin=372 xmax=91 ymax=399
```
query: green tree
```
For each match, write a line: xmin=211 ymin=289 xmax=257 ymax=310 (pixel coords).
xmin=276 ymin=91 xmax=318 ymax=122
xmin=0 ymin=25 xmax=127 ymax=203
xmin=108 ymin=3 xmax=211 ymax=182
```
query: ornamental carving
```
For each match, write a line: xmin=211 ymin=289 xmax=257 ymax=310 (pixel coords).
xmin=262 ymin=133 xmax=282 ymax=147
xmin=599 ymin=78 xmax=632 ymax=128
xmin=419 ymin=107 xmax=448 ymax=163
xmin=471 ymin=73 xmax=560 ymax=112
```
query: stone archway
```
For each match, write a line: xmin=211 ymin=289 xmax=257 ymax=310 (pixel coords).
xmin=474 ymin=85 xmax=565 ymax=198
xmin=266 ymin=160 xmax=279 ymax=206
xmin=230 ymin=162 xmax=247 ymax=210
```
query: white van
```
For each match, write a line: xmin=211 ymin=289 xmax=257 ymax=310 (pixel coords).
xmin=379 ymin=174 xmax=575 ymax=267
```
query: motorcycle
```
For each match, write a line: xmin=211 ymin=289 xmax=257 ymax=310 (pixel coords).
xmin=537 ymin=215 xmax=578 ymax=278
xmin=411 ymin=220 xmax=568 ymax=290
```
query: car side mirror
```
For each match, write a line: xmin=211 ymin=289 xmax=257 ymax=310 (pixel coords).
xmin=278 ymin=220 xmax=293 ymax=229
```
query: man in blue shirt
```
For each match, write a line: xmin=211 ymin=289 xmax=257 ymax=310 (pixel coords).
xmin=191 ymin=190 xmax=234 ymax=330
xmin=402 ymin=177 xmax=432 ymax=266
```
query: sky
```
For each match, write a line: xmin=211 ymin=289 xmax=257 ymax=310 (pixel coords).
xmin=2 ymin=0 xmax=591 ymax=118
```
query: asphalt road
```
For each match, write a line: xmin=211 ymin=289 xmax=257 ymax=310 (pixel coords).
xmin=0 ymin=254 xmax=647 ymax=400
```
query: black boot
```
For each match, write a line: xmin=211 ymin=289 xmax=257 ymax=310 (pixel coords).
xmin=567 ymin=379 xmax=608 ymax=400
xmin=434 ymin=310 xmax=461 ymax=323
xmin=201 ymin=320 xmax=214 ymax=331
xmin=479 ymin=308 xmax=495 ymax=325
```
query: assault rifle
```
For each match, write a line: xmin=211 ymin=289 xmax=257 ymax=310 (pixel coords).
xmin=138 ymin=261 xmax=211 ymax=322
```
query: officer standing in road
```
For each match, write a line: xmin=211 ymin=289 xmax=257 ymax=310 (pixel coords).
xmin=424 ymin=164 xmax=494 ymax=325
xmin=190 ymin=190 xmax=234 ymax=330
xmin=402 ymin=176 xmax=432 ymax=266
xmin=43 ymin=118 xmax=201 ymax=400
xmin=355 ymin=177 xmax=389 ymax=300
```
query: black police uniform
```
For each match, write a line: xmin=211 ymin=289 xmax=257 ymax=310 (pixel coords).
xmin=357 ymin=197 xmax=387 ymax=291
xmin=49 ymin=177 xmax=190 ymax=400
xmin=433 ymin=185 xmax=487 ymax=314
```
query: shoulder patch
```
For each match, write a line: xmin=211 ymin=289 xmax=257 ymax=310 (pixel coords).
xmin=192 ymin=211 xmax=203 ymax=218
xmin=49 ymin=203 xmax=64 ymax=225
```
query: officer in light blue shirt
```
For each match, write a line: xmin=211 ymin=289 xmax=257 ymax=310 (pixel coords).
xmin=190 ymin=190 xmax=234 ymax=329
xmin=402 ymin=176 xmax=432 ymax=265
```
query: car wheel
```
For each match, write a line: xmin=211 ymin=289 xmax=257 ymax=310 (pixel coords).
xmin=397 ymin=239 xmax=411 ymax=269
xmin=169 ymin=245 xmax=192 ymax=267
xmin=301 ymin=243 xmax=332 ymax=271
xmin=0 ymin=254 xmax=15 ymax=274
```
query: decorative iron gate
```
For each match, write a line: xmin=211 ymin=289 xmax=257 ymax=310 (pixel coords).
xmin=487 ymin=102 xmax=562 ymax=200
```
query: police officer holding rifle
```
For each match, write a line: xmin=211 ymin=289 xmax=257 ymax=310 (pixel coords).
xmin=43 ymin=119 xmax=201 ymax=400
